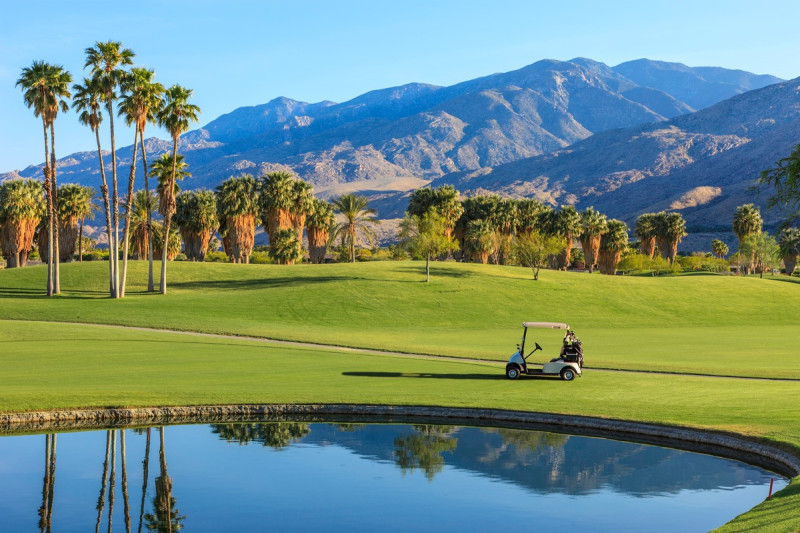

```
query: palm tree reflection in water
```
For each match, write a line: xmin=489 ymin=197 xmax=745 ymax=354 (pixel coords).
xmin=38 ymin=433 xmax=57 ymax=532
xmin=144 ymin=427 xmax=186 ymax=532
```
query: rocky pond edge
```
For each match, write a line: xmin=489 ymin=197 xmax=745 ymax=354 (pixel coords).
xmin=1 ymin=404 xmax=799 ymax=479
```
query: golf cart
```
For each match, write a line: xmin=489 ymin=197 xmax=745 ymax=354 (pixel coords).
xmin=505 ymin=322 xmax=583 ymax=381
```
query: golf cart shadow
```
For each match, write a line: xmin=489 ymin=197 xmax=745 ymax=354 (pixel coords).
xmin=342 ymin=371 xmax=505 ymax=380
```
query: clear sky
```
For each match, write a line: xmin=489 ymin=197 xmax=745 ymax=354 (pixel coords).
xmin=2 ymin=0 xmax=799 ymax=172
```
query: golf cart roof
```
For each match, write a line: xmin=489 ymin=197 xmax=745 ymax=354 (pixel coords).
xmin=522 ymin=322 xmax=570 ymax=330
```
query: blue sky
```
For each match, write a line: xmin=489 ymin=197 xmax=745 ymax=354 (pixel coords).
xmin=2 ymin=0 xmax=799 ymax=171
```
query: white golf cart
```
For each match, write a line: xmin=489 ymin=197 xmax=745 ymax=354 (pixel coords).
xmin=505 ymin=322 xmax=583 ymax=381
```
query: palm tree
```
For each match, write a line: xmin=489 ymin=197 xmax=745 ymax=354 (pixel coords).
xmin=733 ymin=204 xmax=763 ymax=274
xmin=151 ymin=221 xmax=181 ymax=261
xmin=407 ymin=185 xmax=464 ymax=239
xmin=515 ymin=198 xmax=548 ymax=235
xmin=174 ymin=190 xmax=218 ymax=261
xmin=492 ymin=199 xmax=517 ymax=264
xmin=711 ymin=239 xmax=729 ymax=260
xmin=654 ymin=211 xmax=686 ymax=264
xmin=85 ymin=41 xmax=135 ymax=298
xmin=306 ymin=198 xmax=335 ymax=264
xmin=144 ymin=428 xmax=186 ymax=532
xmin=0 ymin=179 xmax=45 ymax=268
xmin=73 ymin=76 xmax=114 ymax=290
xmin=17 ymin=61 xmax=71 ymax=294
xmin=330 ymin=194 xmax=379 ymax=262
xmin=270 ymin=228 xmax=303 ymax=265
xmin=215 ymin=175 xmax=259 ymax=263
xmin=634 ymin=213 xmax=658 ymax=258
xmin=455 ymin=196 xmax=498 ymax=259
xmin=777 ymin=227 xmax=800 ymax=275
xmin=151 ymin=153 xmax=190 ymax=213
xmin=119 ymin=67 xmax=165 ymax=296
xmin=290 ymin=180 xmax=314 ymax=238
xmin=126 ymin=191 xmax=157 ymax=260
xmin=155 ymin=85 xmax=200 ymax=293
xmin=598 ymin=219 xmax=629 ymax=275
xmin=549 ymin=206 xmax=581 ymax=270
xmin=55 ymin=184 xmax=96 ymax=262
xmin=465 ymin=219 xmax=495 ymax=264
xmin=258 ymin=170 xmax=296 ymax=246
xmin=579 ymin=207 xmax=608 ymax=273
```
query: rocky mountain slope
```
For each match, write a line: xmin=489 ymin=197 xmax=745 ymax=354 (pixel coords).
xmin=427 ymin=77 xmax=800 ymax=232
xmin=3 ymin=58 xmax=781 ymax=205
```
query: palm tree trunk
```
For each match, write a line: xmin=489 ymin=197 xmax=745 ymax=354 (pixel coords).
xmin=108 ymin=101 xmax=121 ymax=298
xmin=96 ymin=431 xmax=111 ymax=533
xmin=108 ymin=430 xmax=117 ymax=533
xmin=349 ymin=225 xmax=356 ymax=262
xmin=94 ymin=126 xmax=115 ymax=296
xmin=160 ymin=139 xmax=178 ymax=294
xmin=121 ymin=431 xmax=131 ymax=533
xmin=49 ymin=124 xmax=60 ymax=294
xmin=39 ymin=434 xmax=51 ymax=532
xmin=41 ymin=119 xmax=53 ymax=296
xmin=120 ymin=129 xmax=140 ymax=297
xmin=140 ymin=134 xmax=154 ymax=292
xmin=137 ymin=428 xmax=151 ymax=533
xmin=79 ymin=219 xmax=83 ymax=262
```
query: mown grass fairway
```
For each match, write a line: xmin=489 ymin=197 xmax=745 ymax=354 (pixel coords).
xmin=1 ymin=261 xmax=799 ymax=377
xmin=1 ymin=261 xmax=798 ymax=531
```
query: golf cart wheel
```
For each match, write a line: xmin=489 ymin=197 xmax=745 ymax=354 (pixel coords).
xmin=506 ymin=365 xmax=520 ymax=380
xmin=560 ymin=368 xmax=576 ymax=381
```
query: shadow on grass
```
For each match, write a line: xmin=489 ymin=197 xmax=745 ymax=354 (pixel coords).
xmin=343 ymin=371 xmax=506 ymax=381
xmin=0 ymin=287 xmax=112 ymax=299
xmin=170 ymin=275 xmax=353 ymax=291
xmin=393 ymin=264 xmax=476 ymax=279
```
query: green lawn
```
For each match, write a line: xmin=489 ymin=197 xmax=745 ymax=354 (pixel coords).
xmin=1 ymin=260 xmax=799 ymax=531
xmin=1 ymin=260 xmax=799 ymax=377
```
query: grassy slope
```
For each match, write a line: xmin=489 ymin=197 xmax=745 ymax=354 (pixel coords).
xmin=1 ymin=261 xmax=799 ymax=531
xmin=1 ymin=261 xmax=799 ymax=378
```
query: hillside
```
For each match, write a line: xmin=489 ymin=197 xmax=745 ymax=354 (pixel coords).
xmin=2 ymin=58 xmax=781 ymax=205
xmin=429 ymin=77 xmax=800 ymax=234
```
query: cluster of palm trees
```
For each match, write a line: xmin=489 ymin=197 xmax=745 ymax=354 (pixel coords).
xmin=408 ymin=186 xmax=632 ymax=274
xmin=632 ymin=211 xmax=688 ymax=265
xmin=14 ymin=41 xmax=200 ymax=297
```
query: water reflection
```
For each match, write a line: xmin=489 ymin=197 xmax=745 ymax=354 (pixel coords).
xmin=0 ymin=422 xmax=786 ymax=533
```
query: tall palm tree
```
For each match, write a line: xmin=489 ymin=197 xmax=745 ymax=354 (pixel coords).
xmin=549 ymin=206 xmax=581 ymax=270
xmin=711 ymin=239 xmax=729 ymax=260
xmin=634 ymin=213 xmax=658 ymax=258
xmin=0 ymin=179 xmax=45 ymax=268
xmin=258 ymin=171 xmax=296 ymax=246
xmin=732 ymin=204 xmax=763 ymax=274
xmin=579 ymin=207 xmax=608 ymax=273
xmin=598 ymin=219 xmax=629 ymax=275
xmin=654 ymin=211 xmax=686 ymax=264
xmin=215 ymin=175 xmax=259 ymax=263
xmin=777 ymin=227 xmax=800 ymax=275
xmin=17 ymin=61 xmax=71 ymax=294
xmin=73 ymin=76 xmax=114 ymax=289
xmin=330 ymin=194 xmax=379 ymax=262
xmin=306 ymin=198 xmax=335 ymax=264
xmin=174 ymin=190 xmax=218 ymax=261
xmin=290 ymin=180 xmax=314 ymax=238
xmin=119 ymin=67 xmax=165 ymax=296
xmin=85 ymin=41 xmax=135 ymax=298
xmin=156 ymin=85 xmax=200 ymax=294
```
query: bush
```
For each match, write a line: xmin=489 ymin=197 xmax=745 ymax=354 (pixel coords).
xmin=250 ymin=251 xmax=273 ymax=264
xmin=204 ymin=251 xmax=229 ymax=263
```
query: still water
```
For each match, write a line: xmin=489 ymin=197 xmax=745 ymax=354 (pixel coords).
xmin=0 ymin=422 xmax=786 ymax=532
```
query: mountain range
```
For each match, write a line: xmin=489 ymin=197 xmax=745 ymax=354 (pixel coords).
xmin=2 ymin=57 xmax=792 ymax=247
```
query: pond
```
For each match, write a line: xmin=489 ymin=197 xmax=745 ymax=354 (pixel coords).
xmin=0 ymin=422 xmax=786 ymax=532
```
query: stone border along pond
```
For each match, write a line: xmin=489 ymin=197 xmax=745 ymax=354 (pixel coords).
xmin=2 ymin=404 xmax=799 ymax=479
